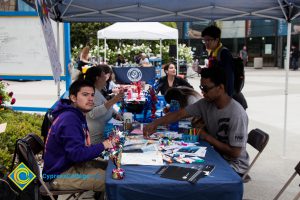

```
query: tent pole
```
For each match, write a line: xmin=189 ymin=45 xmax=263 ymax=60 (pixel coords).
xmin=283 ymin=22 xmax=291 ymax=157
xmin=104 ymin=38 xmax=107 ymax=64
xmin=97 ymin=38 xmax=99 ymax=63
xmin=56 ymin=22 xmax=61 ymax=100
xmin=160 ymin=39 xmax=162 ymax=61
xmin=176 ymin=38 xmax=179 ymax=73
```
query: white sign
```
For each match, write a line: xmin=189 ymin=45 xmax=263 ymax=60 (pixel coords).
xmin=35 ymin=0 xmax=62 ymax=83
xmin=265 ymin=44 xmax=272 ymax=54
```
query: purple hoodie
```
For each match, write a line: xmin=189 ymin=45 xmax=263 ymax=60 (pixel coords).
xmin=42 ymin=99 xmax=105 ymax=181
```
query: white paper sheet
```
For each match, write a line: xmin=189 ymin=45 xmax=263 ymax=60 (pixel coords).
xmin=0 ymin=123 xmax=7 ymax=133
xmin=175 ymin=146 xmax=207 ymax=158
xmin=108 ymin=118 xmax=123 ymax=125
xmin=121 ymin=151 xmax=164 ymax=165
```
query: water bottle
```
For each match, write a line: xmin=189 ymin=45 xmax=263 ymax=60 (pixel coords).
xmin=169 ymin=100 xmax=180 ymax=131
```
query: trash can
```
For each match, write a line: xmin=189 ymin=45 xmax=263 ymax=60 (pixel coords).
xmin=253 ymin=57 xmax=263 ymax=69
xmin=179 ymin=64 xmax=187 ymax=76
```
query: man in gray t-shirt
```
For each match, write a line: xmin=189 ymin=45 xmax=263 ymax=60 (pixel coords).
xmin=144 ymin=66 xmax=249 ymax=175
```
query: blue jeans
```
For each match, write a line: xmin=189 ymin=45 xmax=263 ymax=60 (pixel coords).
xmin=291 ymin=58 xmax=298 ymax=70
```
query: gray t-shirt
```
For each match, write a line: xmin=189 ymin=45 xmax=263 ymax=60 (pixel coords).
xmin=87 ymin=89 xmax=114 ymax=144
xmin=185 ymin=98 xmax=249 ymax=174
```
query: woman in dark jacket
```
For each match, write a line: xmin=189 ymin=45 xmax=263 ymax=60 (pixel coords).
xmin=155 ymin=63 xmax=193 ymax=95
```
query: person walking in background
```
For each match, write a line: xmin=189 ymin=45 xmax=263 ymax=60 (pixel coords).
xmin=239 ymin=45 xmax=248 ymax=67
xmin=291 ymin=45 xmax=299 ymax=70
xmin=77 ymin=46 xmax=90 ymax=72
xmin=155 ymin=63 xmax=193 ymax=95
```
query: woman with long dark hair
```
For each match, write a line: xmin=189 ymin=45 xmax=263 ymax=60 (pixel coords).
xmin=164 ymin=86 xmax=204 ymax=129
xmin=100 ymin=65 xmax=119 ymax=100
xmin=78 ymin=65 xmax=124 ymax=144
xmin=155 ymin=63 xmax=193 ymax=95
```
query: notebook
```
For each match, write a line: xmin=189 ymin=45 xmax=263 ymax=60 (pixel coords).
xmin=156 ymin=164 xmax=215 ymax=184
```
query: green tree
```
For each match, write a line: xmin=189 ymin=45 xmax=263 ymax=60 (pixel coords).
xmin=70 ymin=22 xmax=111 ymax=47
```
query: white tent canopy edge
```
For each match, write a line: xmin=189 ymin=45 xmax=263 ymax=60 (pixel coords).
xmin=97 ymin=22 xmax=179 ymax=68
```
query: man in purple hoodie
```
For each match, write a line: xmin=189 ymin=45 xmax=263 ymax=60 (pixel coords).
xmin=43 ymin=79 xmax=113 ymax=192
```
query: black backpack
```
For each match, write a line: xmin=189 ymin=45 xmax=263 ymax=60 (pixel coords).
xmin=217 ymin=47 xmax=245 ymax=94
xmin=0 ymin=178 xmax=19 ymax=200
xmin=7 ymin=134 xmax=45 ymax=200
xmin=41 ymin=109 xmax=54 ymax=145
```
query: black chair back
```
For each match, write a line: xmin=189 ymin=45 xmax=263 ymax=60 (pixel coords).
xmin=247 ymin=128 xmax=269 ymax=152
xmin=295 ymin=161 xmax=300 ymax=175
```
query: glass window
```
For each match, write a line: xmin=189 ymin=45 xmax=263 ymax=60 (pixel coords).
xmin=18 ymin=0 xmax=35 ymax=11
xmin=0 ymin=0 xmax=17 ymax=11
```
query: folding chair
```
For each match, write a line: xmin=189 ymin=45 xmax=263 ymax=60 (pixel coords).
xmin=17 ymin=133 xmax=86 ymax=200
xmin=242 ymin=128 xmax=269 ymax=182
xmin=273 ymin=161 xmax=300 ymax=200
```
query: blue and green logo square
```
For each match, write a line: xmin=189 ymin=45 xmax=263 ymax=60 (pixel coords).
xmin=8 ymin=162 xmax=36 ymax=190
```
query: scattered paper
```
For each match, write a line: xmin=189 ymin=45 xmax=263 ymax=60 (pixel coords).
xmin=141 ymin=143 xmax=158 ymax=152
xmin=123 ymin=138 xmax=147 ymax=152
xmin=0 ymin=123 xmax=7 ymax=133
xmin=121 ymin=151 xmax=164 ymax=165
xmin=130 ymin=128 xmax=143 ymax=135
xmin=107 ymin=118 xmax=123 ymax=125
xmin=175 ymin=146 xmax=207 ymax=158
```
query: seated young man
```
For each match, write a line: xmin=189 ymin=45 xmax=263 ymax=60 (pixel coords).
xmin=43 ymin=79 xmax=113 ymax=191
xmin=144 ymin=66 xmax=249 ymax=176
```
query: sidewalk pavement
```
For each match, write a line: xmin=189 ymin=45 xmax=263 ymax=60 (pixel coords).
xmin=5 ymin=67 xmax=300 ymax=200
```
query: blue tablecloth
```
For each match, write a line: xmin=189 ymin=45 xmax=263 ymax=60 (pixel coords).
xmin=112 ymin=66 xmax=156 ymax=84
xmin=105 ymin=142 xmax=243 ymax=200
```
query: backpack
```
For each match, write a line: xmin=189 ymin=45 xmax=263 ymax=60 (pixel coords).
xmin=0 ymin=178 xmax=19 ymax=200
xmin=41 ymin=109 xmax=54 ymax=145
xmin=8 ymin=134 xmax=44 ymax=200
xmin=217 ymin=47 xmax=245 ymax=94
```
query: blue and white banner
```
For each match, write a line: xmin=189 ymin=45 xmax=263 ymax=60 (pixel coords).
xmin=112 ymin=67 xmax=156 ymax=84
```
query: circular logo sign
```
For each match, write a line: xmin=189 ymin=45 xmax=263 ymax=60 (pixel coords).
xmin=127 ymin=68 xmax=142 ymax=82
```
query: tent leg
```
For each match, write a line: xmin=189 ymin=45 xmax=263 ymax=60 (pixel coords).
xmin=283 ymin=22 xmax=291 ymax=157
xmin=104 ymin=38 xmax=107 ymax=64
xmin=57 ymin=22 xmax=61 ymax=100
xmin=97 ymin=39 xmax=99 ymax=63
xmin=160 ymin=39 xmax=162 ymax=61
xmin=176 ymin=39 xmax=179 ymax=73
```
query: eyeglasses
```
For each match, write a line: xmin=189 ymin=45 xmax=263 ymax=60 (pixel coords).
xmin=199 ymin=85 xmax=216 ymax=93
xmin=202 ymin=38 xmax=215 ymax=44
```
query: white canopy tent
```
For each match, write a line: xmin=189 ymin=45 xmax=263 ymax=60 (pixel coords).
xmin=97 ymin=22 xmax=179 ymax=68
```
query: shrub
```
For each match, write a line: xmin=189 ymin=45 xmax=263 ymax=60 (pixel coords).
xmin=0 ymin=80 xmax=16 ymax=108
xmin=0 ymin=109 xmax=43 ymax=175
